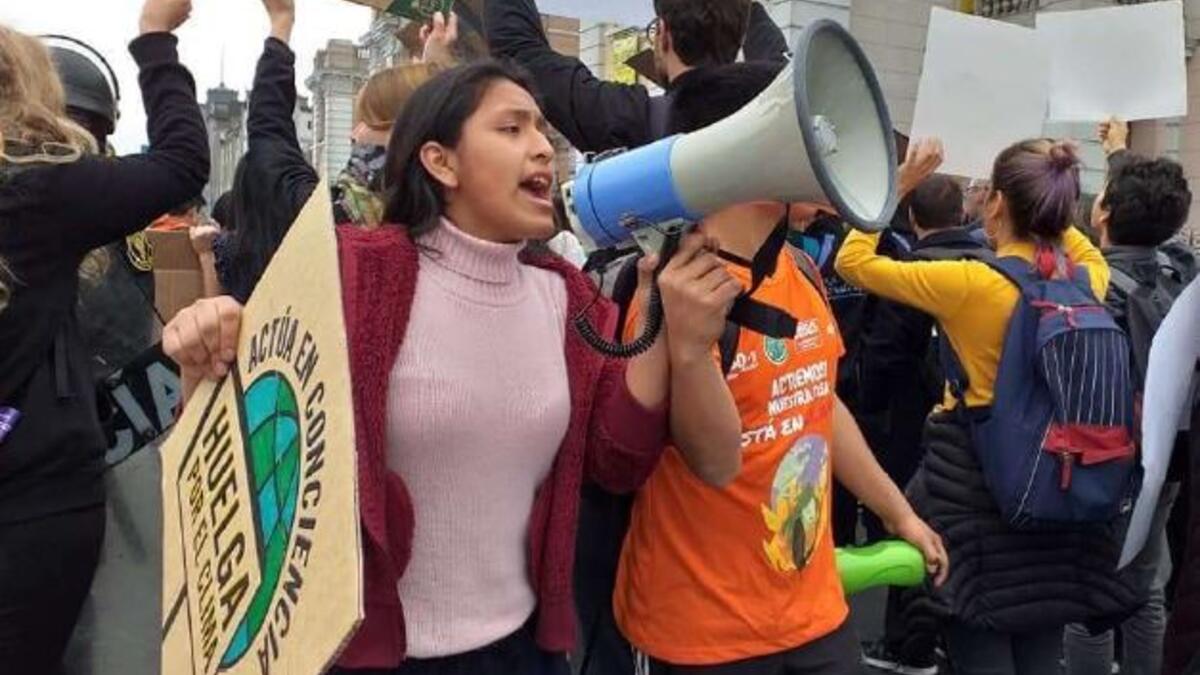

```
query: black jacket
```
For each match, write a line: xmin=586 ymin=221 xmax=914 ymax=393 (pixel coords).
xmin=907 ymin=413 xmax=1141 ymax=632
xmin=214 ymin=38 xmax=319 ymax=303
xmin=487 ymin=0 xmax=789 ymax=152
xmin=1103 ymin=242 xmax=1197 ymax=323
xmin=0 ymin=33 xmax=209 ymax=523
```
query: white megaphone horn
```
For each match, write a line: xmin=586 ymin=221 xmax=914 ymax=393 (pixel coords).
xmin=561 ymin=18 xmax=898 ymax=254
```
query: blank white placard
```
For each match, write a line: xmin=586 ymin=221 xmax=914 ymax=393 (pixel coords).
xmin=911 ymin=8 xmax=1050 ymax=179
xmin=1038 ymin=1 xmax=1187 ymax=122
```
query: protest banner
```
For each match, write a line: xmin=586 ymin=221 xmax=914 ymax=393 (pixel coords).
xmin=159 ymin=184 xmax=362 ymax=675
xmin=1039 ymin=1 xmax=1188 ymax=122
xmin=911 ymin=8 xmax=1050 ymax=178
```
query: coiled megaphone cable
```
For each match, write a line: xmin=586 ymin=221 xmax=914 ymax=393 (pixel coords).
xmin=573 ymin=232 xmax=681 ymax=359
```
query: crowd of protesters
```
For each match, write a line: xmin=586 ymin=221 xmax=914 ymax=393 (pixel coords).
xmin=0 ymin=0 xmax=1197 ymax=674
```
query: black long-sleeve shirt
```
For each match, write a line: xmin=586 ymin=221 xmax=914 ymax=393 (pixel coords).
xmin=487 ymin=0 xmax=789 ymax=152
xmin=214 ymin=38 xmax=319 ymax=303
xmin=0 ymin=33 xmax=209 ymax=522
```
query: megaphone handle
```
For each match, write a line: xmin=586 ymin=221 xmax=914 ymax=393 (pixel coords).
xmin=573 ymin=232 xmax=682 ymax=359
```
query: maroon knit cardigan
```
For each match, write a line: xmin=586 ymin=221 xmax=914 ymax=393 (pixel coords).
xmin=333 ymin=225 xmax=667 ymax=668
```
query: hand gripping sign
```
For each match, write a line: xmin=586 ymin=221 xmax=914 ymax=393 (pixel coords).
xmin=160 ymin=184 xmax=362 ymax=675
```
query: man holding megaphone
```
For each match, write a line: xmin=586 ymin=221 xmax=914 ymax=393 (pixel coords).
xmin=607 ymin=58 xmax=947 ymax=675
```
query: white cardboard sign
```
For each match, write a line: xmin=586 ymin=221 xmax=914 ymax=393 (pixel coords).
xmin=911 ymin=8 xmax=1050 ymax=178
xmin=1039 ymin=1 xmax=1188 ymax=122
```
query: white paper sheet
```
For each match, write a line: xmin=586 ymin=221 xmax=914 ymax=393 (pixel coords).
xmin=1038 ymin=1 xmax=1188 ymax=122
xmin=1120 ymin=276 xmax=1200 ymax=568
xmin=910 ymin=8 xmax=1050 ymax=179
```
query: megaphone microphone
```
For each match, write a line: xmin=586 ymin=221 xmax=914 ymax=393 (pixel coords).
xmin=564 ymin=18 xmax=898 ymax=357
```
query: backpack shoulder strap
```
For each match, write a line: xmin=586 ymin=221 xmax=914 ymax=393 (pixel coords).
xmin=610 ymin=254 xmax=644 ymax=343
xmin=785 ymin=243 xmax=830 ymax=306
xmin=1108 ymin=265 xmax=1141 ymax=298
xmin=979 ymin=255 xmax=1037 ymax=296
xmin=718 ymin=321 xmax=741 ymax=376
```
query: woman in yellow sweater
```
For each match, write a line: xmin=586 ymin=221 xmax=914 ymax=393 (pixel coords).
xmin=837 ymin=138 xmax=1109 ymax=411
xmin=836 ymin=138 xmax=1138 ymax=675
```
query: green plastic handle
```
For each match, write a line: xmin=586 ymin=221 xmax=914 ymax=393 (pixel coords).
xmin=835 ymin=540 xmax=926 ymax=596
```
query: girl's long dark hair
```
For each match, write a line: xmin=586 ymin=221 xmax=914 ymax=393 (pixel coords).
xmin=220 ymin=155 xmax=308 ymax=302
xmin=382 ymin=59 xmax=539 ymax=239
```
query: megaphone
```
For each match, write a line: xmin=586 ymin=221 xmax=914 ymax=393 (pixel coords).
xmin=561 ymin=18 xmax=898 ymax=255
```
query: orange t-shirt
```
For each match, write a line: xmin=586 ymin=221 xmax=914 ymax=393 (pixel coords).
xmin=613 ymin=248 xmax=848 ymax=665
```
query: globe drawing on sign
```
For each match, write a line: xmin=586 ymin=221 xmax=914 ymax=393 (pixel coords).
xmin=220 ymin=371 xmax=302 ymax=666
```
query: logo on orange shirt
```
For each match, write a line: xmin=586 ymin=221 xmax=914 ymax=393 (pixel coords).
xmin=761 ymin=435 xmax=830 ymax=573
xmin=764 ymin=337 xmax=789 ymax=365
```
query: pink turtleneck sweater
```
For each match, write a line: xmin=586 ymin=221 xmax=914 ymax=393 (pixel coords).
xmin=386 ymin=220 xmax=572 ymax=658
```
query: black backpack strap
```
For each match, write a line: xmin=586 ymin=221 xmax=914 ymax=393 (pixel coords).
xmin=718 ymin=321 xmax=741 ymax=376
xmin=1109 ymin=265 xmax=1142 ymax=298
xmin=938 ymin=329 xmax=970 ymax=406
xmin=787 ymin=243 xmax=830 ymax=305
xmin=726 ymin=222 xmax=800 ymax=340
xmin=610 ymin=254 xmax=645 ymax=343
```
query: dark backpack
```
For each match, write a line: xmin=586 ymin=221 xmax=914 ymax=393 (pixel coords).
xmin=944 ymin=249 xmax=1140 ymax=528
xmin=1107 ymin=249 xmax=1197 ymax=390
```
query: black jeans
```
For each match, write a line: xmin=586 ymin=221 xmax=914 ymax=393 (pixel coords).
xmin=943 ymin=620 xmax=1061 ymax=675
xmin=0 ymin=505 xmax=106 ymax=674
xmin=329 ymin=621 xmax=570 ymax=675
xmin=644 ymin=620 xmax=863 ymax=675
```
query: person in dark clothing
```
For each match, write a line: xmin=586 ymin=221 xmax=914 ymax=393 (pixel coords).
xmin=215 ymin=0 xmax=455 ymax=303
xmin=837 ymin=139 xmax=1141 ymax=675
xmin=486 ymin=0 xmax=788 ymax=153
xmin=859 ymin=176 xmax=987 ymax=675
xmin=1065 ymin=121 xmax=1197 ymax=675
xmin=213 ymin=0 xmax=318 ymax=304
xmin=48 ymin=38 xmax=161 ymax=381
xmin=0 ymin=0 xmax=209 ymax=670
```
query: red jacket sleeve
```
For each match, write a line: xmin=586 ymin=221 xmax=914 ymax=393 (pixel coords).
xmin=582 ymin=301 xmax=668 ymax=494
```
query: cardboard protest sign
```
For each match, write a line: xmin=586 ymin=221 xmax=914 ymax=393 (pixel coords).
xmin=911 ymin=8 xmax=1050 ymax=178
xmin=1039 ymin=1 xmax=1188 ymax=122
xmin=160 ymin=184 xmax=362 ymax=675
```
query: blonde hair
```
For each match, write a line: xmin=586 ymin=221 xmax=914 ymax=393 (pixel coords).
xmin=354 ymin=63 xmax=434 ymax=132
xmin=0 ymin=23 xmax=98 ymax=313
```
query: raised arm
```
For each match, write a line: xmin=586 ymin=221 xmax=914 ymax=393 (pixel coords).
xmin=836 ymin=230 xmax=972 ymax=321
xmin=743 ymin=1 xmax=789 ymax=63
xmin=245 ymin=0 xmax=318 ymax=217
xmin=486 ymin=0 xmax=655 ymax=151
xmin=46 ymin=0 xmax=208 ymax=253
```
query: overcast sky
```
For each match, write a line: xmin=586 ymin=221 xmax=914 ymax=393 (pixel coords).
xmin=0 ymin=0 xmax=374 ymax=153
xmin=0 ymin=0 xmax=655 ymax=154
